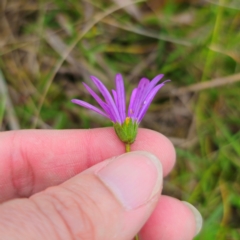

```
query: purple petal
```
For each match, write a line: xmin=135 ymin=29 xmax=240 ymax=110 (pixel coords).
xmin=100 ymin=102 xmax=116 ymax=122
xmin=137 ymin=81 xmax=168 ymax=122
xmin=111 ymin=90 xmax=120 ymax=122
xmin=112 ymin=90 xmax=118 ymax=106
xmin=140 ymin=74 xmax=165 ymax=103
xmin=83 ymin=83 xmax=107 ymax=111
xmin=146 ymin=74 xmax=164 ymax=92
xmin=132 ymin=78 xmax=150 ymax=118
xmin=71 ymin=99 xmax=109 ymax=118
xmin=83 ymin=83 xmax=116 ymax=121
xmin=91 ymin=76 xmax=121 ymax=123
xmin=128 ymin=88 xmax=137 ymax=117
xmin=115 ymin=73 xmax=126 ymax=123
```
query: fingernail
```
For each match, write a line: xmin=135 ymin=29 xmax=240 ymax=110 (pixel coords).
xmin=182 ymin=201 xmax=203 ymax=236
xmin=96 ymin=151 xmax=162 ymax=210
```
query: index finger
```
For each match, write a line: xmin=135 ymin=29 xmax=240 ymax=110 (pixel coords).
xmin=0 ymin=128 xmax=175 ymax=202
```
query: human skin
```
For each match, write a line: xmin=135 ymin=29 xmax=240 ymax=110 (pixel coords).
xmin=0 ymin=128 xmax=202 ymax=240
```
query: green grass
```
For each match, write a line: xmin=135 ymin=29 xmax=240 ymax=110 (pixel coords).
xmin=1 ymin=0 xmax=240 ymax=238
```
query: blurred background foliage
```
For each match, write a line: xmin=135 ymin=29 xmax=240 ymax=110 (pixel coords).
xmin=1 ymin=0 xmax=240 ymax=238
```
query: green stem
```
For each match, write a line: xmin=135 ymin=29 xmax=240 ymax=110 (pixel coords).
xmin=125 ymin=143 xmax=130 ymax=152
xmin=125 ymin=143 xmax=137 ymax=240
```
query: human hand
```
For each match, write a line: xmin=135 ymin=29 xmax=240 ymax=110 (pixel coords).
xmin=0 ymin=128 xmax=202 ymax=239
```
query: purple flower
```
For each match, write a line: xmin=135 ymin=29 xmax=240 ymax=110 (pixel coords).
xmin=71 ymin=73 xmax=169 ymax=125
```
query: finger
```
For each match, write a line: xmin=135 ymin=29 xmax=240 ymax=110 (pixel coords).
xmin=0 ymin=128 xmax=175 ymax=202
xmin=0 ymin=151 xmax=163 ymax=240
xmin=139 ymin=196 xmax=203 ymax=240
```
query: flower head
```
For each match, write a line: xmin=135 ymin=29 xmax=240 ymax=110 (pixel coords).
xmin=72 ymin=73 xmax=169 ymax=147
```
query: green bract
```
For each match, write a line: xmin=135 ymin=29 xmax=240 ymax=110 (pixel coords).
xmin=113 ymin=118 xmax=138 ymax=144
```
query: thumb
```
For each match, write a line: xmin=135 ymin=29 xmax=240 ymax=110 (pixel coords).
xmin=0 ymin=151 xmax=163 ymax=240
